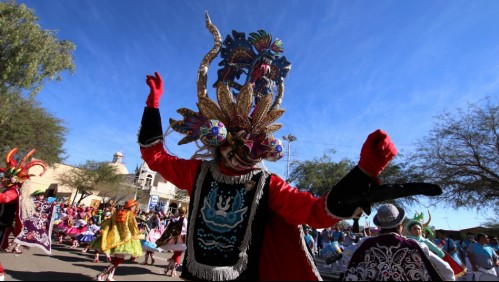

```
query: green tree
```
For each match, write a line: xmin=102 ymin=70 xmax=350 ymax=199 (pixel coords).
xmin=0 ymin=0 xmax=75 ymax=161
xmin=0 ymin=97 xmax=66 ymax=165
xmin=98 ymin=175 xmax=146 ymax=206
xmin=288 ymin=151 xmax=355 ymax=197
xmin=408 ymin=97 xmax=499 ymax=211
xmin=481 ymin=218 xmax=499 ymax=232
xmin=376 ymin=156 xmax=422 ymax=209
xmin=57 ymin=161 xmax=124 ymax=205
xmin=98 ymin=181 xmax=141 ymax=206
xmin=0 ymin=0 xmax=75 ymax=98
xmin=288 ymin=150 xmax=418 ymax=210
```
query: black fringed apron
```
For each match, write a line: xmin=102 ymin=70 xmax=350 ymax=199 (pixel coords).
xmin=182 ymin=161 xmax=270 ymax=281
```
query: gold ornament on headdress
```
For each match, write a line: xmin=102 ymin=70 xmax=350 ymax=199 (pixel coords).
xmin=169 ymin=12 xmax=291 ymax=163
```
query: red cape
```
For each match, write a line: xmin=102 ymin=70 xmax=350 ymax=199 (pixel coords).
xmin=260 ymin=214 xmax=323 ymax=281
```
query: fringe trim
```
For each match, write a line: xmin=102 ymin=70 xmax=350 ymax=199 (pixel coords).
xmin=324 ymin=192 xmax=363 ymax=220
xmin=20 ymin=182 xmax=36 ymax=220
xmin=138 ymin=139 xmax=163 ymax=148
xmin=15 ymin=204 xmax=56 ymax=255
xmin=209 ymin=161 xmax=262 ymax=184
xmin=14 ymin=239 xmax=51 ymax=255
xmin=298 ymin=225 xmax=323 ymax=281
xmin=186 ymin=160 xmax=269 ymax=280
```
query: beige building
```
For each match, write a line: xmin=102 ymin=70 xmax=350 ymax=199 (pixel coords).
xmin=134 ymin=160 xmax=189 ymax=215
xmin=25 ymin=151 xmax=189 ymax=214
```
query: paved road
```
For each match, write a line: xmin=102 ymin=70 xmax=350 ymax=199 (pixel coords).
xmin=1 ymin=242 xmax=184 ymax=281
xmin=1 ymin=241 xmax=341 ymax=281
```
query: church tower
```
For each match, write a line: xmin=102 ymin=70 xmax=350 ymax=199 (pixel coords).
xmin=110 ymin=151 xmax=129 ymax=175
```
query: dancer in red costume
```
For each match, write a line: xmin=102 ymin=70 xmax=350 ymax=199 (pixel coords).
xmin=0 ymin=148 xmax=47 ymax=280
xmin=138 ymin=12 xmax=442 ymax=281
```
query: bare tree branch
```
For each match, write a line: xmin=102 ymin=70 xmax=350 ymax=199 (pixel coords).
xmin=408 ymin=97 xmax=499 ymax=211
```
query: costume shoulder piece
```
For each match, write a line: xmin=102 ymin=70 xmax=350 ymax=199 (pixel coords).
xmin=169 ymin=12 xmax=291 ymax=164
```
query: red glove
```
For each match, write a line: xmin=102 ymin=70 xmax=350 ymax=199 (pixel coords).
xmin=358 ymin=129 xmax=397 ymax=177
xmin=145 ymin=72 xmax=163 ymax=108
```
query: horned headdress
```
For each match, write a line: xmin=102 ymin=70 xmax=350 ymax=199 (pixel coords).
xmin=407 ymin=210 xmax=435 ymax=238
xmin=169 ymin=12 xmax=292 ymax=164
xmin=0 ymin=148 xmax=47 ymax=189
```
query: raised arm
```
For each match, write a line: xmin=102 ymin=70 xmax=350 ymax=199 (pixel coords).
xmin=326 ymin=129 xmax=442 ymax=218
xmin=326 ymin=129 xmax=397 ymax=218
xmin=138 ymin=72 xmax=201 ymax=192
xmin=138 ymin=72 xmax=165 ymax=146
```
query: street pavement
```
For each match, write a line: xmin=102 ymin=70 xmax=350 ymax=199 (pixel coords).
xmin=1 ymin=242 xmax=185 ymax=281
xmin=1 ymin=241 xmax=341 ymax=281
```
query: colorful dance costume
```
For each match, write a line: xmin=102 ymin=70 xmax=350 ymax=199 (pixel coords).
xmin=160 ymin=209 xmax=188 ymax=277
xmin=0 ymin=148 xmax=47 ymax=280
xmin=407 ymin=217 xmax=466 ymax=279
xmin=66 ymin=219 xmax=88 ymax=237
xmin=53 ymin=213 xmax=70 ymax=243
xmin=92 ymin=199 xmax=142 ymax=281
xmin=140 ymin=226 xmax=163 ymax=265
xmin=139 ymin=12 xmax=441 ymax=281
xmin=77 ymin=222 xmax=100 ymax=245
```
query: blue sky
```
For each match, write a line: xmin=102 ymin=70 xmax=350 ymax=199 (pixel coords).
xmin=18 ymin=0 xmax=498 ymax=230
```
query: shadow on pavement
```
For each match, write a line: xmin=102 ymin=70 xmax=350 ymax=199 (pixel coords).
xmin=50 ymin=244 xmax=69 ymax=250
xmin=6 ymin=270 xmax=91 ymax=281
xmin=33 ymin=253 xmax=87 ymax=263
xmin=72 ymin=263 xmax=112 ymax=272
xmin=72 ymin=263 xmax=154 ymax=275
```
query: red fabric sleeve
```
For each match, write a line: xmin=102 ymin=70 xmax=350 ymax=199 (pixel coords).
xmin=260 ymin=175 xmax=341 ymax=281
xmin=268 ymin=174 xmax=339 ymax=229
xmin=140 ymin=142 xmax=202 ymax=195
xmin=0 ymin=188 xmax=19 ymax=204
